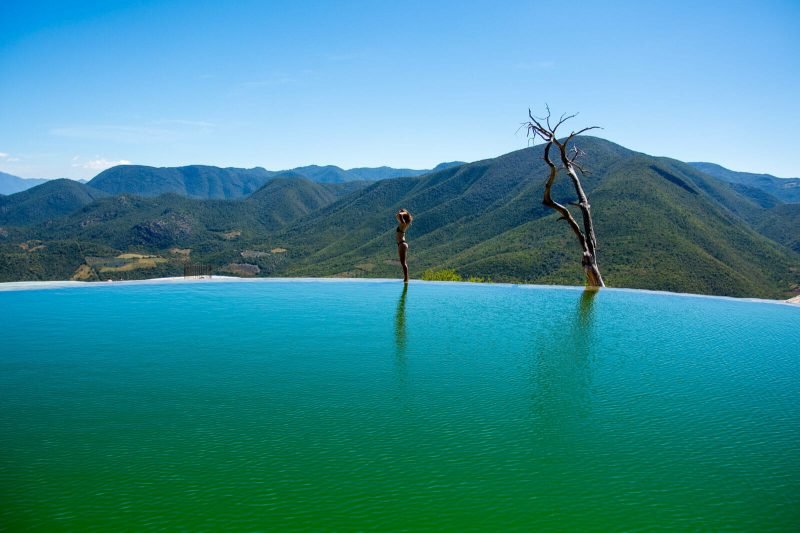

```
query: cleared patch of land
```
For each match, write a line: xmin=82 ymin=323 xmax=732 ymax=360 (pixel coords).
xmin=86 ymin=254 xmax=168 ymax=273
xmin=241 ymin=250 xmax=271 ymax=258
xmin=222 ymin=263 xmax=260 ymax=276
xmin=19 ymin=241 xmax=46 ymax=252
xmin=71 ymin=264 xmax=95 ymax=281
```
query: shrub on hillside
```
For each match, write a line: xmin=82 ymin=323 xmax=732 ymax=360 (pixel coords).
xmin=421 ymin=268 xmax=462 ymax=281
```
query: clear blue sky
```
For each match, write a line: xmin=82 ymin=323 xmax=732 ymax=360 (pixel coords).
xmin=1 ymin=0 xmax=798 ymax=179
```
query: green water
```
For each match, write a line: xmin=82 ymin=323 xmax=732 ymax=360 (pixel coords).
xmin=1 ymin=280 xmax=798 ymax=531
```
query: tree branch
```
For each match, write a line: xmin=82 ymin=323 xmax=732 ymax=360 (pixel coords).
xmin=552 ymin=112 xmax=579 ymax=136
xmin=524 ymin=106 xmax=605 ymax=287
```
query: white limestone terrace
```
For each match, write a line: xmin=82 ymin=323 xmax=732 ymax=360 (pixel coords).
xmin=0 ymin=276 xmax=403 ymax=291
xmin=0 ymin=276 xmax=798 ymax=307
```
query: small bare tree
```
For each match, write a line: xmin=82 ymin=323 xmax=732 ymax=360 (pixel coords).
xmin=525 ymin=107 xmax=605 ymax=288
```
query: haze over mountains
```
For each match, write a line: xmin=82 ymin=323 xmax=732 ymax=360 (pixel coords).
xmin=0 ymin=138 xmax=798 ymax=299
xmin=0 ymin=172 xmax=50 ymax=196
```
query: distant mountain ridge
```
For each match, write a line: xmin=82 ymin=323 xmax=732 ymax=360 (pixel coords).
xmin=87 ymin=161 xmax=466 ymax=199
xmin=88 ymin=165 xmax=277 ymax=199
xmin=8 ymin=159 xmax=796 ymax=202
xmin=291 ymin=162 xmax=464 ymax=183
xmin=689 ymin=162 xmax=800 ymax=203
xmin=1 ymin=162 xmax=465 ymax=198
xmin=0 ymin=172 xmax=50 ymax=195
xmin=23 ymin=175 xmax=363 ymax=252
xmin=0 ymin=173 xmax=368 ymax=229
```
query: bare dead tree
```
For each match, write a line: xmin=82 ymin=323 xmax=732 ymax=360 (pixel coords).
xmin=525 ymin=107 xmax=605 ymax=288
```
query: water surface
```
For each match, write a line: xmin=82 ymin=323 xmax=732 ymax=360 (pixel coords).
xmin=1 ymin=280 xmax=798 ymax=530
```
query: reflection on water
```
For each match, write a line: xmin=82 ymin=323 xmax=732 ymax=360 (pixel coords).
xmin=577 ymin=288 xmax=597 ymax=330
xmin=394 ymin=285 xmax=408 ymax=375
xmin=530 ymin=289 xmax=597 ymax=438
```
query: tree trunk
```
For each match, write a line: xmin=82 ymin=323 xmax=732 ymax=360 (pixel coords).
xmin=527 ymin=108 xmax=605 ymax=288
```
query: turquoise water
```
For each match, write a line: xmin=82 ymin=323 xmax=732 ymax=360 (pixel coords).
xmin=1 ymin=280 xmax=798 ymax=531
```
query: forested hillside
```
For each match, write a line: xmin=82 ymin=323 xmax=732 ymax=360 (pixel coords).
xmin=271 ymin=138 xmax=799 ymax=298
xmin=689 ymin=162 xmax=800 ymax=203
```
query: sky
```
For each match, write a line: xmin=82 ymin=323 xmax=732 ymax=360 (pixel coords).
xmin=1 ymin=0 xmax=799 ymax=180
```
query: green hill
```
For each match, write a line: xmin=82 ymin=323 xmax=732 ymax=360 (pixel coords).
xmin=245 ymin=174 xmax=369 ymax=224
xmin=270 ymin=138 xmax=799 ymax=298
xmin=88 ymin=165 xmax=278 ymax=199
xmin=0 ymin=175 xmax=370 ymax=282
xmin=32 ymin=175 xmax=365 ymax=250
xmin=689 ymin=162 xmax=800 ymax=203
xmin=0 ymin=179 xmax=109 ymax=226
xmin=752 ymin=203 xmax=800 ymax=254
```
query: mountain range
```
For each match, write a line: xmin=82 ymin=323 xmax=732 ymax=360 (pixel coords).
xmin=0 ymin=162 xmax=465 ymax=198
xmin=688 ymin=162 xmax=800 ymax=203
xmin=0 ymin=171 xmax=50 ymax=196
xmin=0 ymin=137 xmax=797 ymax=299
